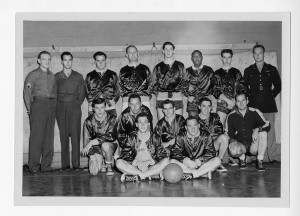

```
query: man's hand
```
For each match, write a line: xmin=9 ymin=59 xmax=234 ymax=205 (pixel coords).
xmin=162 ymin=138 xmax=175 ymax=148
xmin=188 ymin=96 xmax=195 ymax=103
xmin=137 ymin=160 xmax=152 ymax=172
xmin=81 ymin=139 xmax=98 ymax=156
xmin=220 ymin=94 xmax=235 ymax=109
xmin=183 ymin=158 xmax=197 ymax=170
xmin=252 ymin=128 xmax=259 ymax=142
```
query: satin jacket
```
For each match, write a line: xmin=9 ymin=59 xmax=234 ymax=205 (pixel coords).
xmin=171 ymin=131 xmax=216 ymax=163
xmin=185 ymin=65 xmax=215 ymax=99
xmin=119 ymin=64 xmax=152 ymax=97
xmin=85 ymin=69 xmax=120 ymax=105
xmin=119 ymin=131 xmax=168 ymax=163
xmin=213 ymin=67 xmax=245 ymax=100
xmin=116 ymin=105 xmax=153 ymax=148
xmin=83 ymin=112 xmax=117 ymax=147
xmin=154 ymin=114 xmax=186 ymax=143
xmin=243 ymin=63 xmax=281 ymax=113
xmin=198 ymin=112 xmax=223 ymax=141
xmin=150 ymin=60 xmax=187 ymax=95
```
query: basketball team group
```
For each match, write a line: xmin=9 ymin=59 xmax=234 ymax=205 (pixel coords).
xmin=23 ymin=41 xmax=281 ymax=182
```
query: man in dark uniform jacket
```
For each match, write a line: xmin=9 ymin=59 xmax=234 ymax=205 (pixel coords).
xmin=170 ymin=116 xmax=220 ymax=180
xmin=55 ymin=52 xmax=85 ymax=171
xmin=243 ymin=45 xmax=281 ymax=163
xmin=185 ymin=50 xmax=215 ymax=117
xmin=23 ymin=51 xmax=56 ymax=175
xmin=116 ymin=94 xmax=153 ymax=149
xmin=85 ymin=51 xmax=120 ymax=117
xmin=119 ymin=45 xmax=152 ymax=110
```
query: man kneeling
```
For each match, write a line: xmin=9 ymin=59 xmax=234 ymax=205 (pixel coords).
xmin=116 ymin=113 xmax=169 ymax=182
xmin=170 ymin=116 xmax=221 ymax=180
xmin=81 ymin=98 xmax=117 ymax=175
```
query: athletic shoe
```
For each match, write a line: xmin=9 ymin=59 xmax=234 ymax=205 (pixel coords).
xmin=256 ymin=160 xmax=265 ymax=172
xmin=217 ymin=164 xmax=227 ymax=172
xmin=120 ymin=174 xmax=141 ymax=182
xmin=149 ymin=173 xmax=164 ymax=181
xmin=201 ymin=171 xmax=212 ymax=180
xmin=182 ymin=173 xmax=193 ymax=180
xmin=60 ymin=166 xmax=70 ymax=171
xmin=106 ymin=164 xmax=114 ymax=176
xmin=239 ymin=156 xmax=247 ymax=169
xmin=228 ymin=157 xmax=238 ymax=166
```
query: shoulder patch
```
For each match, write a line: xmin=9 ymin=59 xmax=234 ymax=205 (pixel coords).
xmin=26 ymin=82 xmax=31 ymax=89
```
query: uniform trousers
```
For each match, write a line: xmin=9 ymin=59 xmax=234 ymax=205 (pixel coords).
xmin=56 ymin=101 xmax=81 ymax=168
xmin=29 ymin=98 xmax=55 ymax=172
xmin=263 ymin=112 xmax=277 ymax=161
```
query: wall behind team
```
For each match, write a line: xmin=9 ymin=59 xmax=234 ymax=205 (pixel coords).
xmin=23 ymin=50 xmax=281 ymax=166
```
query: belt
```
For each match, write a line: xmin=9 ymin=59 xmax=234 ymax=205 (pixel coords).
xmin=33 ymin=96 xmax=55 ymax=100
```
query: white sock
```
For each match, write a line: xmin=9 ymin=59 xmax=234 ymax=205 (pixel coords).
xmin=257 ymin=155 xmax=264 ymax=161
xmin=239 ymin=154 xmax=246 ymax=160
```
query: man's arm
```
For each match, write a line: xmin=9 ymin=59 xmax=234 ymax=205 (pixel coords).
xmin=23 ymin=72 xmax=35 ymax=113
xmin=243 ymin=68 xmax=250 ymax=97
xmin=78 ymin=73 xmax=86 ymax=104
xmin=170 ymin=134 xmax=186 ymax=163
xmin=97 ymin=115 xmax=117 ymax=144
xmin=271 ymin=66 xmax=281 ymax=98
xmin=211 ymin=113 xmax=224 ymax=140
xmin=252 ymin=108 xmax=271 ymax=133
xmin=115 ymin=115 xmax=129 ymax=148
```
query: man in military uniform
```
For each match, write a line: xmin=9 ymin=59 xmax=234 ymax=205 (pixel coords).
xmin=23 ymin=51 xmax=56 ymax=175
xmin=243 ymin=45 xmax=281 ymax=163
xmin=55 ymin=51 xmax=85 ymax=171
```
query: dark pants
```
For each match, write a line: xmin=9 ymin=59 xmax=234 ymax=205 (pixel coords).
xmin=29 ymin=98 xmax=55 ymax=172
xmin=56 ymin=101 xmax=82 ymax=168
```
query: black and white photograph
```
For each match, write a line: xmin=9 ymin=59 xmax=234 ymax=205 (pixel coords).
xmin=13 ymin=12 xmax=292 ymax=208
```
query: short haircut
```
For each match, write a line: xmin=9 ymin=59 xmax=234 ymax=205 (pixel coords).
xmin=128 ymin=93 xmax=141 ymax=103
xmin=92 ymin=98 xmax=106 ymax=107
xmin=185 ymin=116 xmax=199 ymax=125
xmin=93 ymin=51 xmax=107 ymax=60
xmin=162 ymin=41 xmax=175 ymax=50
xmin=235 ymin=92 xmax=247 ymax=101
xmin=198 ymin=97 xmax=212 ymax=107
xmin=253 ymin=44 xmax=265 ymax=53
xmin=191 ymin=50 xmax=202 ymax=57
xmin=37 ymin=50 xmax=51 ymax=59
xmin=126 ymin=45 xmax=138 ymax=54
xmin=221 ymin=49 xmax=233 ymax=57
xmin=135 ymin=112 xmax=151 ymax=123
xmin=61 ymin=51 xmax=73 ymax=61
xmin=162 ymin=99 xmax=174 ymax=109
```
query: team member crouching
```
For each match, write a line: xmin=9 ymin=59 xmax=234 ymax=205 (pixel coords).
xmin=226 ymin=92 xmax=270 ymax=171
xmin=197 ymin=97 xmax=229 ymax=172
xmin=81 ymin=98 xmax=117 ymax=176
xmin=170 ymin=116 xmax=221 ymax=180
xmin=116 ymin=113 xmax=169 ymax=182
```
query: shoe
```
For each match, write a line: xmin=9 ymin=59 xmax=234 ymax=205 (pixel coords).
xmin=106 ymin=164 xmax=114 ymax=176
xmin=41 ymin=168 xmax=54 ymax=173
xmin=182 ymin=173 xmax=193 ymax=180
xmin=30 ymin=170 xmax=39 ymax=176
xmin=120 ymin=174 xmax=141 ymax=182
xmin=270 ymin=160 xmax=279 ymax=164
xmin=201 ymin=171 xmax=212 ymax=180
xmin=217 ymin=164 xmax=227 ymax=172
xmin=149 ymin=173 xmax=164 ymax=181
xmin=100 ymin=162 xmax=107 ymax=172
xmin=228 ymin=157 xmax=238 ymax=166
xmin=60 ymin=166 xmax=71 ymax=171
xmin=73 ymin=167 xmax=80 ymax=171
xmin=256 ymin=160 xmax=265 ymax=172
xmin=239 ymin=157 xmax=247 ymax=169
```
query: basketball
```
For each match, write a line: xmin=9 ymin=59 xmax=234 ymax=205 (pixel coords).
xmin=163 ymin=163 xmax=183 ymax=183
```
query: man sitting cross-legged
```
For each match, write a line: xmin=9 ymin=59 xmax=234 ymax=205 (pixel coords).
xmin=116 ymin=113 xmax=169 ymax=182
xmin=81 ymin=98 xmax=117 ymax=176
xmin=170 ymin=116 xmax=221 ymax=180
xmin=226 ymin=92 xmax=270 ymax=171
xmin=197 ymin=97 xmax=229 ymax=172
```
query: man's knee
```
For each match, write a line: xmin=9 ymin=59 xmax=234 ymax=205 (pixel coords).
xmin=219 ymin=134 xmax=229 ymax=146
xmin=116 ymin=159 xmax=126 ymax=170
xmin=228 ymin=141 xmax=246 ymax=157
xmin=170 ymin=159 xmax=180 ymax=164
xmin=101 ymin=142 xmax=115 ymax=153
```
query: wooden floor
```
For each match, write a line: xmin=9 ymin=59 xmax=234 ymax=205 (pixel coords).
xmin=22 ymin=162 xmax=280 ymax=197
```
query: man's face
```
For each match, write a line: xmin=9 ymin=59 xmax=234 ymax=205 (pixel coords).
xmin=191 ymin=52 xmax=203 ymax=67
xmin=62 ymin=55 xmax=73 ymax=70
xmin=129 ymin=97 xmax=141 ymax=115
xmin=199 ymin=100 xmax=212 ymax=116
xmin=162 ymin=103 xmax=175 ymax=118
xmin=95 ymin=55 xmax=106 ymax=70
xmin=126 ymin=46 xmax=138 ymax=62
xmin=136 ymin=116 xmax=150 ymax=133
xmin=253 ymin=47 xmax=265 ymax=63
xmin=38 ymin=53 xmax=51 ymax=70
xmin=163 ymin=45 xmax=175 ymax=58
xmin=221 ymin=52 xmax=232 ymax=67
xmin=236 ymin=94 xmax=248 ymax=111
xmin=93 ymin=103 xmax=106 ymax=119
xmin=186 ymin=119 xmax=200 ymax=137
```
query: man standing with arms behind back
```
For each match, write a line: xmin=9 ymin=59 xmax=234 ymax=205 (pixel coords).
xmin=243 ymin=45 xmax=281 ymax=163
xmin=23 ymin=51 xmax=56 ymax=175
xmin=55 ymin=51 xmax=85 ymax=171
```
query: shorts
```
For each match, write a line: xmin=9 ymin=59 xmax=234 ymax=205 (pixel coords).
xmin=88 ymin=142 xmax=118 ymax=157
